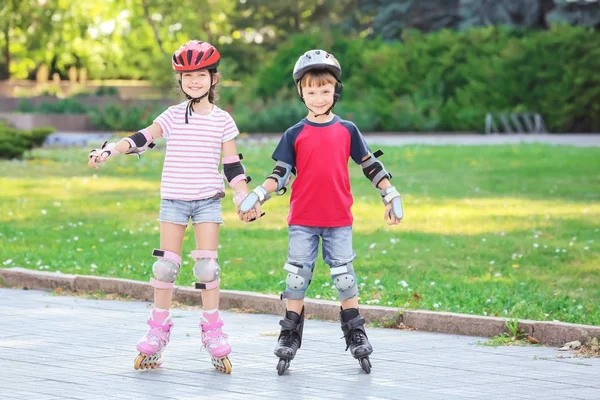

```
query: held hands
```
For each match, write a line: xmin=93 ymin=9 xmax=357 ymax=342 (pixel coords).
xmin=238 ymin=186 xmax=269 ymax=223
xmin=88 ymin=141 xmax=119 ymax=169
xmin=234 ymin=189 xmax=263 ymax=223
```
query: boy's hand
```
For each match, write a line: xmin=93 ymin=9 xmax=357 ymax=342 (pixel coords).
xmin=234 ymin=188 xmax=264 ymax=222
xmin=380 ymin=186 xmax=403 ymax=225
xmin=384 ymin=202 xmax=402 ymax=225
xmin=238 ymin=204 xmax=263 ymax=223
xmin=239 ymin=186 xmax=270 ymax=213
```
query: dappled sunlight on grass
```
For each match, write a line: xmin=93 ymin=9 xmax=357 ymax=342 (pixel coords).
xmin=1 ymin=144 xmax=599 ymax=325
xmin=354 ymin=197 xmax=600 ymax=235
xmin=1 ymin=176 xmax=158 ymax=199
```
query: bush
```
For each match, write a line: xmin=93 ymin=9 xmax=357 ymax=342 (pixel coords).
xmin=88 ymin=104 xmax=164 ymax=131
xmin=94 ymin=86 xmax=119 ymax=96
xmin=248 ymin=25 xmax=600 ymax=133
xmin=0 ymin=123 xmax=55 ymax=159
xmin=17 ymin=97 xmax=87 ymax=114
xmin=232 ymin=87 xmax=307 ymax=133
xmin=26 ymin=126 xmax=56 ymax=147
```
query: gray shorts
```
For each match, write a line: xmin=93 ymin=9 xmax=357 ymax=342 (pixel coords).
xmin=158 ymin=198 xmax=223 ymax=226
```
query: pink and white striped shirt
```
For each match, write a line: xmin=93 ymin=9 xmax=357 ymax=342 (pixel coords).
xmin=154 ymin=102 xmax=239 ymax=200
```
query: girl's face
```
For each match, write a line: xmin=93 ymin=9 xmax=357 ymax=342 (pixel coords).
xmin=301 ymin=82 xmax=335 ymax=114
xmin=180 ymin=70 xmax=213 ymax=98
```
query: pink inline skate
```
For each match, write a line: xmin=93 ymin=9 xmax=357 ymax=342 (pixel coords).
xmin=199 ymin=310 xmax=232 ymax=373
xmin=134 ymin=309 xmax=173 ymax=370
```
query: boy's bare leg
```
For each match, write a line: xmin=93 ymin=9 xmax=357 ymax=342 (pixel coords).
xmin=341 ymin=297 xmax=359 ymax=310
xmin=286 ymin=299 xmax=305 ymax=314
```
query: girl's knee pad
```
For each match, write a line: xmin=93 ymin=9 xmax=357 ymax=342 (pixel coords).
xmin=150 ymin=249 xmax=181 ymax=288
xmin=191 ymin=250 xmax=220 ymax=283
xmin=152 ymin=260 xmax=180 ymax=283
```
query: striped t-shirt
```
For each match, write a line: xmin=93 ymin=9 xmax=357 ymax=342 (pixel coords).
xmin=153 ymin=102 xmax=239 ymax=200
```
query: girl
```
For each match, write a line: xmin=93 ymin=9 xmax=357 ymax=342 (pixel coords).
xmin=88 ymin=40 xmax=258 ymax=374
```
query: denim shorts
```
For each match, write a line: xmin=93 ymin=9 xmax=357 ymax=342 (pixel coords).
xmin=158 ymin=198 xmax=223 ymax=225
xmin=287 ymin=225 xmax=356 ymax=269
xmin=283 ymin=225 xmax=357 ymax=300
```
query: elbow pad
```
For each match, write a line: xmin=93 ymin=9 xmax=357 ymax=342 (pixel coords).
xmin=223 ymin=153 xmax=252 ymax=187
xmin=267 ymin=161 xmax=293 ymax=193
xmin=361 ymin=149 xmax=391 ymax=188
xmin=124 ymin=129 xmax=156 ymax=157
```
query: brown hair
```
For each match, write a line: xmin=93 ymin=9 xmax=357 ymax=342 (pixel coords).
xmin=299 ymin=69 xmax=337 ymax=88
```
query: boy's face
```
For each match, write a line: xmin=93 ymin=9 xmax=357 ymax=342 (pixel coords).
xmin=300 ymin=82 xmax=335 ymax=114
xmin=181 ymin=70 xmax=214 ymax=98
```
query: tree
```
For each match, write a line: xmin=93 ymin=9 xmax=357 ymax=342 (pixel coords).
xmin=229 ymin=0 xmax=357 ymax=75
xmin=0 ymin=0 xmax=61 ymax=79
xmin=354 ymin=0 xmax=599 ymax=40
xmin=547 ymin=0 xmax=600 ymax=28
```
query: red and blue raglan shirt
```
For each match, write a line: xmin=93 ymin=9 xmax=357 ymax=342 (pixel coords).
xmin=272 ymin=115 xmax=371 ymax=227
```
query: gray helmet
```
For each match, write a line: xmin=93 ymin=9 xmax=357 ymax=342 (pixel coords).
xmin=292 ymin=49 xmax=341 ymax=84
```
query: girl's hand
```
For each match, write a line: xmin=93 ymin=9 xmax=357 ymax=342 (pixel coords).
xmin=238 ymin=203 xmax=263 ymax=223
xmin=88 ymin=142 xmax=119 ymax=169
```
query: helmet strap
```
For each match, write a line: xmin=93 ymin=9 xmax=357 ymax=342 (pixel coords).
xmin=180 ymin=72 xmax=214 ymax=124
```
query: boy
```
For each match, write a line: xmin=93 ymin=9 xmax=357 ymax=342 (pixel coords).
xmin=240 ymin=49 xmax=403 ymax=375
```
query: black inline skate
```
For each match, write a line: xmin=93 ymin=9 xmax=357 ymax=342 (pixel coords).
xmin=340 ymin=308 xmax=373 ymax=374
xmin=274 ymin=307 xmax=305 ymax=375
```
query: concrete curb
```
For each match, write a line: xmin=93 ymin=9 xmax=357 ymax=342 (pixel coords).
xmin=2 ymin=267 xmax=598 ymax=346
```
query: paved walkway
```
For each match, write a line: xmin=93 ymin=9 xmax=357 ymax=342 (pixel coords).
xmin=46 ymin=132 xmax=600 ymax=148
xmin=1 ymin=288 xmax=598 ymax=400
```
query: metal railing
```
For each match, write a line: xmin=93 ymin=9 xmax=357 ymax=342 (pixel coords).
xmin=485 ymin=113 xmax=548 ymax=134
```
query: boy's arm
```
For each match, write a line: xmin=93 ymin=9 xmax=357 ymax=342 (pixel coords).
xmin=359 ymin=152 xmax=403 ymax=224
xmin=238 ymin=160 xmax=293 ymax=214
xmin=239 ymin=129 xmax=296 ymax=215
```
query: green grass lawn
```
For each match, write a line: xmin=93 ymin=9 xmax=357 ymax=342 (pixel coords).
xmin=1 ymin=142 xmax=598 ymax=325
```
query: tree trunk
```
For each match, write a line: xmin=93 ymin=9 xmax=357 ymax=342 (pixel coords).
xmin=2 ymin=22 xmax=10 ymax=80
xmin=140 ymin=0 xmax=167 ymax=56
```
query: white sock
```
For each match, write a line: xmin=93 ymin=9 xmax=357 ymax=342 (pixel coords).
xmin=154 ymin=307 xmax=169 ymax=313
xmin=203 ymin=309 xmax=218 ymax=314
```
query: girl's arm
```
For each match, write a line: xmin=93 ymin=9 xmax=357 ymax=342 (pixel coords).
xmin=222 ymin=139 xmax=261 ymax=222
xmin=222 ymin=138 xmax=250 ymax=195
xmin=88 ymin=123 xmax=163 ymax=169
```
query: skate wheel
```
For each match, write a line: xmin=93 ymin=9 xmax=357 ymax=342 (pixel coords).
xmin=134 ymin=354 xmax=145 ymax=370
xmin=277 ymin=358 xmax=289 ymax=376
xmin=359 ymin=357 xmax=371 ymax=374
xmin=212 ymin=356 xmax=232 ymax=374
xmin=134 ymin=353 xmax=162 ymax=370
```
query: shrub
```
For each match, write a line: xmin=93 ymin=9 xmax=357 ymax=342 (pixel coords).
xmin=88 ymin=104 xmax=163 ymax=131
xmin=248 ymin=25 xmax=600 ymax=133
xmin=17 ymin=97 xmax=87 ymax=114
xmin=0 ymin=123 xmax=55 ymax=159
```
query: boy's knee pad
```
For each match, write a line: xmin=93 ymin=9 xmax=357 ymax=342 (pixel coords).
xmin=331 ymin=262 xmax=358 ymax=301
xmin=191 ymin=250 xmax=220 ymax=290
xmin=150 ymin=249 xmax=181 ymax=289
xmin=281 ymin=263 xmax=313 ymax=300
